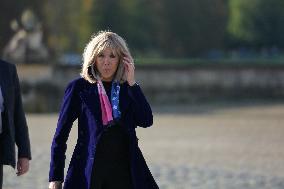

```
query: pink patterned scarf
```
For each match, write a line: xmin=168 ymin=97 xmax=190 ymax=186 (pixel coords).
xmin=97 ymin=80 xmax=121 ymax=126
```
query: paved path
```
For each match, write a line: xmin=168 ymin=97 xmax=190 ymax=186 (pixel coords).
xmin=3 ymin=103 xmax=284 ymax=189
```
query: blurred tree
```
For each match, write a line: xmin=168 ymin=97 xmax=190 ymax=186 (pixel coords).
xmin=43 ymin=0 xmax=67 ymax=56
xmin=91 ymin=0 xmax=228 ymax=57
xmin=228 ymin=0 xmax=284 ymax=48
xmin=4 ymin=0 xmax=284 ymax=59
xmin=43 ymin=0 xmax=93 ymax=57
xmin=90 ymin=0 xmax=155 ymax=55
xmin=78 ymin=0 xmax=93 ymax=51
xmin=151 ymin=0 xmax=228 ymax=57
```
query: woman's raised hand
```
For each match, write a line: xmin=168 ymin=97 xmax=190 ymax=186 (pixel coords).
xmin=123 ymin=54 xmax=136 ymax=86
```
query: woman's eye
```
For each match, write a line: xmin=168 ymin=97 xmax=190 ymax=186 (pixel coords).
xmin=110 ymin=54 xmax=116 ymax=58
xmin=98 ymin=54 xmax=104 ymax=58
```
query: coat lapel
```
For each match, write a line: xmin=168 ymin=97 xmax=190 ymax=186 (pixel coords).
xmin=79 ymin=84 xmax=103 ymax=126
xmin=119 ymin=83 xmax=131 ymax=116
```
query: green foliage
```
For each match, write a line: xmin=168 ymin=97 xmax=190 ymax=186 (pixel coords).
xmin=0 ymin=0 xmax=229 ymax=57
xmin=228 ymin=0 xmax=256 ymax=42
xmin=152 ymin=0 xmax=228 ymax=57
xmin=43 ymin=0 xmax=93 ymax=55
xmin=90 ymin=0 xmax=155 ymax=53
xmin=228 ymin=0 xmax=284 ymax=48
xmin=1 ymin=0 xmax=284 ymax=59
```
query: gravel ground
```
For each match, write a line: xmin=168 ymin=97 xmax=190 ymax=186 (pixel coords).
xmin=3 ymin=103 xmax=284 ymax=189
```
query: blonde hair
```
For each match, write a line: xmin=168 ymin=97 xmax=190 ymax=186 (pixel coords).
xmin=80 ymin=31 xmax=133 ymax=83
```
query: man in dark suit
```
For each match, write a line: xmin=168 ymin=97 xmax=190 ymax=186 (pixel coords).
xmin=0 ymin=59 xmax=31 ymax=189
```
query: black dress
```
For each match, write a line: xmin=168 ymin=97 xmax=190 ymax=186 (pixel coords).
xmin=90 ymin=81 xmax=133 ymax=189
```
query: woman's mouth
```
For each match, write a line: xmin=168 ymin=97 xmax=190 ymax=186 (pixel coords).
xmin=104 ymin=69 xmax=111 ymax=73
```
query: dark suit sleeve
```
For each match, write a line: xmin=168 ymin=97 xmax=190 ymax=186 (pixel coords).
xmin=49 ymin=80 xmax=80 ymax=182
xmin=12 ymin=64 xmax=32 ymax=160
xmin=127 ymin=84 xmax=153 ymax=128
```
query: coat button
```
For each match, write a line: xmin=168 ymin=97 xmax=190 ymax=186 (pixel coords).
xmin=76 ymin=155 xmax=80 ymax=159
xmin=80 ymin=131 xmax=84 ymax=135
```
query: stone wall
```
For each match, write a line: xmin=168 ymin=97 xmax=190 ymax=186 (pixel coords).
xmin=16 ymin=64 xmax=284 ymax=112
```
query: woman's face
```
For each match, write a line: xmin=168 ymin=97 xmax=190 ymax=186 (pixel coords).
xmin=95 ymin=47 xmax=119 ymax=81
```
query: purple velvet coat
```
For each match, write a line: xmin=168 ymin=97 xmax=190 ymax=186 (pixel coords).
xmin=49 ymin=78 xmax=159 ymax=189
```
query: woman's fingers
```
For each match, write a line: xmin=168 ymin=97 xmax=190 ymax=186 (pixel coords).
xmin=123 ymin=58 xmax=135 ymax=69
xmin=123 ymin=56 xmax=134 ymax=64
xmin=124 ymin=62 xmax=135 ymax=72
xmin=123 ymin=58 xmax=136 ymax=85
xmin=123 ymin=61 xmax=136 ymax=85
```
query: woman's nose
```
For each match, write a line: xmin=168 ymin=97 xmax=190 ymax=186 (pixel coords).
xmin=103 ymin=57 xmax=110 ymax=65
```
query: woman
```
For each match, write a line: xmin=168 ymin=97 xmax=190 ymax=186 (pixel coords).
xmin=49 ymin=31 xmax=159 ymax=189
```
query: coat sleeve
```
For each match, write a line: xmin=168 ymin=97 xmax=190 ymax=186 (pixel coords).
xmin=12 ymin=64 xmax=32 ymax=160
xmin=127 ymin=83 xmax=153 ymax=128
xmin=49 ymin=80 xmax=80 ymax=182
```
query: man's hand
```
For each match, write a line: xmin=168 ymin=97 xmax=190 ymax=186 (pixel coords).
xmin=49 ymin=181 xmax=62 ymax=189
xmin=16 ymin=157 xmax=29 ymax=176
